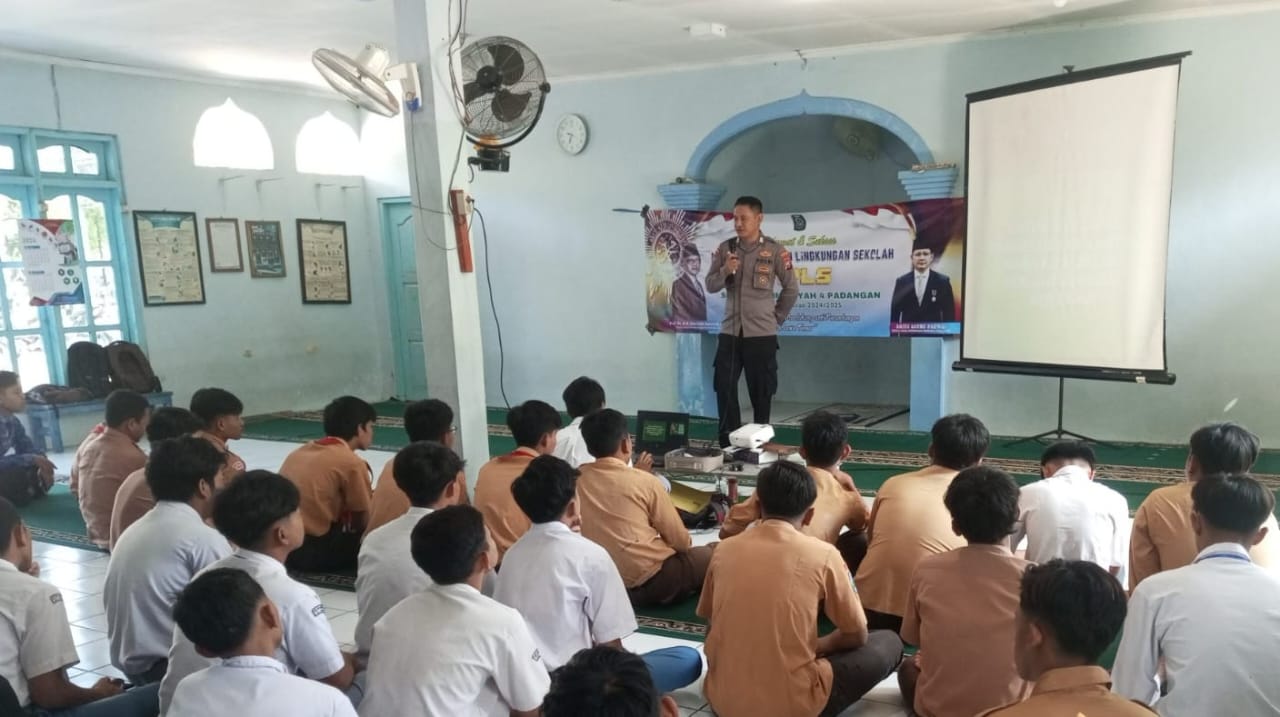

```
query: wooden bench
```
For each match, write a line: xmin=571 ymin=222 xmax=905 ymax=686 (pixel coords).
xmin=26 ymin=392 xmax=173 ymax=453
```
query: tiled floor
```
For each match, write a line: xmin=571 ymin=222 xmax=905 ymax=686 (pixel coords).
xmin=36 ymin=438 xmax=909 ymax=716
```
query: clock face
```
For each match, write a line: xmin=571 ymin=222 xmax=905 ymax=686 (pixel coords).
xmin=556 ymin=114 xmax=588 ymax=155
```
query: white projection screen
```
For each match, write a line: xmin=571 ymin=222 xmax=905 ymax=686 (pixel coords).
xmin=958 ymin=54 xmax=1187 ymax=383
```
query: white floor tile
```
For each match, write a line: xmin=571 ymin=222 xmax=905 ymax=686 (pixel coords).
xmin=72 ymin=611 xmax=111 ymax=633
xmin=69 ymin=624 xmax=106 ymax=647
xmin=62 ymin=593 xmax=106 ymax=621
xmin=68 ymin=669 xmax=103 ymax=688
xmin=326 ymin=611 xmax=360 ymax=646
xmin=862 ymin=673 xmax=906 ymax=706
xmin=320 ymin=589 xmax=359 ymax=613
xmin=74 ymin=637 xmax=115 ymax=672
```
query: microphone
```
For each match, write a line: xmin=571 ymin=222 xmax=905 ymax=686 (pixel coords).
xmin=725 ymin=238 xmax=738 ymax=286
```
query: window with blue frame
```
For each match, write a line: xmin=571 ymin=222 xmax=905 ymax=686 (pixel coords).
xmin=0 ymin=128 xmax=139 ymax=387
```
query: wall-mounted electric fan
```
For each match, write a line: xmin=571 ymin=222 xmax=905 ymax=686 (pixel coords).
xmin=460 ymin=36 xmax=551 ymax=172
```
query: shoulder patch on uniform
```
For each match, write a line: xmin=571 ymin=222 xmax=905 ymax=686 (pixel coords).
xmin=781 ymin=249 xmax=793 ymax=270
xmin=311 ymin=604 xmax=326 ymax=617
xmin=49 ymin=593 xmax=63 ymax=605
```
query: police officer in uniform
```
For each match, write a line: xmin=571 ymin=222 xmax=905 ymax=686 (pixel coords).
xmin=705 ymin=196 xmax=799 ymax=447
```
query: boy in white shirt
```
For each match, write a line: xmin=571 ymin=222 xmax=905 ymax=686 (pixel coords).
xmin=0 ymin=497 xmax=160 ymax=716
xmin=1012 ymin=441 xmax=1129 ymax=575
xmin=553 ymin=377 xmax=605 ymax=468
xmin=1112 ymin=473 xmax=1280 ymax=716
xmin=360 ymin=505 xmax=548 ymax=717
xmin=355 ymin=441 xmax=468 ymax=660
xmin=495 ymin=455 xmax=702 ymax=693
xmin=168 ymin=568 xmax=355 ymax=717
xmin=104 ymin=435 xmax=232 ymax=684
xmin=158 ymin=471 xmax=356 ymax=714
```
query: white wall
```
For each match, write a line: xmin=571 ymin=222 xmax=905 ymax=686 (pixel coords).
xmin=0 ymin=58 xmax=394 ymax=414
xmin=363 ymin=8 xmax=1280 ymax=444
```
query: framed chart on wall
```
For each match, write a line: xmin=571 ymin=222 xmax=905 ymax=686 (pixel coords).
xmin=296 ymin=219 xmax=351 ymax=304
xmin=206 ymin=217 xmax=244 ymax=272
xmin=132 ymin=210 xmax=206 ymax=306
xmin=246 ymin=220 xmax=286 ymax=278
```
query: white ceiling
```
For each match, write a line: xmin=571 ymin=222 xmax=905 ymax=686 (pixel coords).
xmin=0 ymin=0 xmax=1273 ymax=88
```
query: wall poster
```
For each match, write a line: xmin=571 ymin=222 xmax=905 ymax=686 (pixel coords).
xmin=246 ymin=220 xmax=286 ymax=278
xmin=296 ymin=219 xmax=351 ymax=304
xmin=132 ymin=210 xmax=206 ymax=306
xmin=18 ymin=219 xmax=85 ymax=306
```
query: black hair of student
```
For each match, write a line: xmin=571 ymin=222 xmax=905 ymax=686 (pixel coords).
xmin=212 ymin=471 xmax=301 ymax=549
xmin=403 ymin=399 xmax=453 ymax=443
xmin=172 ymin=568 xmax=266 ymax=658
xmin=512 ymin=455 xmax=579 ymax=524
xmin=1191 ymin=473 xmax=1275 ymax=535
xmin=1039 ymin=440 xmax=1096 ymax=470
xmin=581 ymin=408 xmax=629 ymax=459
xmin=0 ymin=497 xmax=21 ymax=554
xmin=410 ymin=505 xmax=488 ymax=585
xmin=145 ymin=435 xmax=225 ymax=502
xmin=104 ymin=390 xmax=151 ymax=428
xmin=563 ymin=377 xmax=606 ymax=419
xmin=944 ymin=466 xmax=1020 ymax=544
xmin=189 ymin=387 xmax=244 ymax=426
xmin=1020 ymin=559 xmax=1127 ymax=662
xmin=930 ymin=414 xmax=990 ymax=470
xmin=0 ymin=371 xmax=17 ymax=390
xmin=322 ymin=396 xmax=377 ymax=440
xmin=393 ymin=441 xmax=465 ymax=508
xmin=802 ymin=410 xmax=848 ymax=468
xmin=734 ymin=196 xmax=764 ymax=213
xmin=542 ymin=646 xmax=661 ymax=717
xmin=507 ymin=399 xmax=562 ymax=448
xmin=756 ymin=461 xmax=817 ymax=520
xmin=1189 ymin=422 xmax=1260 ymax=475
xmin=145 ymin=407 xmax=204 ymax=443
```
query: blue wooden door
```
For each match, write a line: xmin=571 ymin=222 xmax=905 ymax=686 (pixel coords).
xmin=380 ymin=197 xmax=428 ymax=400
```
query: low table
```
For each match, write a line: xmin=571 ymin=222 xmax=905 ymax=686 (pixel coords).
xmin=26 ymin=392 xmax=173 ymax=453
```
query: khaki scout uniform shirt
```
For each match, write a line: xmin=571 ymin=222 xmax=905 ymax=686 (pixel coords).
xmin=720 ymin=466 xmax=867 ymax=545
xmin=979 ymin=666 xmax=1155 ymax=717
xmin=705 ymin=234 xmax=800 ymax=337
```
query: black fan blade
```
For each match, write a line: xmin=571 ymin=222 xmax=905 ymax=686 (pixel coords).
xmin=488 ymin=43 xmax=525 ymax=86
xmin=491 ymin=89 xmax=532 ymax=124
xmin=463 ymin=80 xmax=487 ymax=106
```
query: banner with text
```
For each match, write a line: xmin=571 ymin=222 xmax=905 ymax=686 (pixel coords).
xmin=644 ymin=198 xmax=965 ymax=337
xmin=19 ymin=219 xmax=85 ymax=306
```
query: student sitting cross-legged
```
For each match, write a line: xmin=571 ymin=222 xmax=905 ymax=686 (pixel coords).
xmin=279 ymin=396 xmax=377 ymax=573
xmin=364 ymin=399 xmax=456 ymax=537
xmin=105 ymin=436 xmax=232 ymax=686
xmin=0 ymin=371 xmax=57 ymax=507
xmin=1112 ymin=473 xmax=1280 ymax=716
xmin=188 ymin=387 xmax=248 ymax=478
xmin=473 ymin=400 xmax=562 ymax=562
xmin=495 ymin=455 xmax=702 ymax=694
xmin=168 ymin=568 xmax=356 ymax=717
xmin=71 ymin=390 xmax=151 ymax=549
xmin=0 ymin=497 xmax=161 ymax=717
xmin=356 ymin=441 xmax=468 ymax=661
xmin=109 ymin=407 xmax=206 ymax=551
xmin=719 ymin=410 xmax=868 ymax=572
xmin=552 ymin=376 xmax=605 ymax=469
xmin=697 ymin=461 xmax=903 ymax=717
xmin=541 ymin=646 xmax=681 ymax=717
xmin=158 ymin=471 xmax=356 ymax=714
xmin=979 ymin=560 xmax=1151 ymax=717
xmin=898 ymin=466 xmax=1032 ymax=717
xmin=359 ymin=505 xmax=549 ymax=717
xmin=577 ymin=409 xmax=711 ymax=607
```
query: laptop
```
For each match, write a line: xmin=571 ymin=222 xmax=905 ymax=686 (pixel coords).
xmin=634 ymin=410 xmax=690 ymax=468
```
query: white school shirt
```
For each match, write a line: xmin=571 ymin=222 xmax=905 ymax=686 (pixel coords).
xmin=104 ymin=501 xmax=232 ymax=676
xmin=0 ymin=558 xmax=80 ymax=708
xmin=1011 ymin=465 xmax=1129 ymax=570
xmin=158 ymin=549 xmax=346 ymax=715
xmin=494 ymin=521 xmax=637 ymax=670
xmin=169 ymin=654 xmax=355 ymax=717
xmin=354 ymin=506 xmax=433 ymax=657
xmin=1112 ymin=542 xmax=1280 ymax=716
xmin=553 ymin=417 xmax=594 ymax=469
xmin=359 ymin=583 xmax=549 ymax=717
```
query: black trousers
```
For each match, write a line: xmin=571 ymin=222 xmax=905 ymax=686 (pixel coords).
xmin=819 ymin=631 xmax=905 ymax=717
xmin=285 ymin=523 xmax=360 ymax=573
xmin=714 ymin=333 xmax=779 ymax=446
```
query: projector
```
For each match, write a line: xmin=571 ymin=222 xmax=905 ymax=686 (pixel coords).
xmin=729 ymin=423 xmax=774 ymax=449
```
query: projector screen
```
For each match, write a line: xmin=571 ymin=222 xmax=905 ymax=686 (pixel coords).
xmin=958 ymin=55 xmax=1186 ymax=383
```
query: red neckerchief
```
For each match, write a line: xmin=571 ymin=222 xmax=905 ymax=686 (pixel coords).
xmin=501 ymin=447 xmax=538 ymax=460
xmin=316 ymin=437 xmax=346 ymax=447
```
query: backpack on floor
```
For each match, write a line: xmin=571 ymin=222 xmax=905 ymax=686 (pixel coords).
xmin=106 ymin=341 xmax=162 ymax=393
xmin=24 ymin=384 xmax=94 ymax=405
xmin=66 ymin=342 xmax=113 ymax=398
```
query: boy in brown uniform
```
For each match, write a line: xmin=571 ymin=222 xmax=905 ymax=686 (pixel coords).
xmin=577 ymin=409 xmax=711 ymax=607
xmin=855 ymin=413 xmax=990 ymax=632
xmin=698 ymin=461 xmax=902 ymax=717
xmin=473 ymin=400 xmax=560 ymax=561
xmin=719 ymin=410 xmax=867 ymax=571
xmin=190 ymin=387 xmax=248 ymax=477
xmin=364 ymin=399 xmax=456 ymax=537
xmin=71 ymin=390 xmax=151 ymax=549
xmin=898 ymin=466 xmax=1032 ymax=717
xmin=278 ymin=396 xmax=375 ymax=572
xmin=108 ymin=407 xmax=205 ymax=550
xmin=980 ymin=560 xmax=1151 ymax=717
